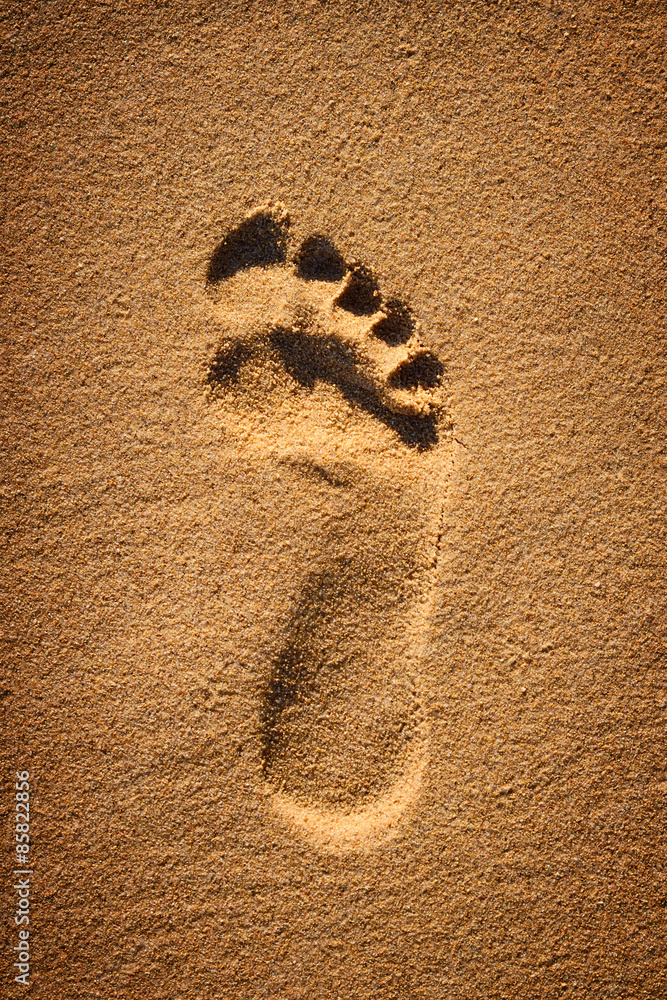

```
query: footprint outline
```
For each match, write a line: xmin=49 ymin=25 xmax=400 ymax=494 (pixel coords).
xmin=205 ymin=202 xmax=455 ymax=851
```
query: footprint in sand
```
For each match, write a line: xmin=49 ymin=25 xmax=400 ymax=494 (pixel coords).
xmin=205 ymin=203 xmax=456 ymax=851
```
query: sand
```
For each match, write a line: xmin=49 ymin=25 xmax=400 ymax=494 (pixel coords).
xmin=1 ymin=1 xmax=666 ymax=997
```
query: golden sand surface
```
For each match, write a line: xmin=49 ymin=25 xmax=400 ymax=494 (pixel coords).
xmin=1 ymin=2 xmax=666 ymax=997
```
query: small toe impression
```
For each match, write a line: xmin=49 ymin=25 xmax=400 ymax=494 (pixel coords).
xmin=207 ymin=205 xmax=290 ymax=284
xmin=295 ymin=235 xmax=347 ymax=282
xmin=371 ymin=298 xmax=416 ymax=346
xmin=388 ymin=352 xmax=444 ymax=392
xmin=207 ymin=341 xmax=253 ymax=389
xmin=335 ymin=264 xmax=383 ymax=315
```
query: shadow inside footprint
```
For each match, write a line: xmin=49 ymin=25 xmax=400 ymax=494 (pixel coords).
xmin=268 ymin=330 xmax=440 ymax=450
xmin=389 ymin=352 xmax=445 ymax=391
xmin=372 ymin=298 xmax=417 ymax=346
xmin=335 ymin=264 xmax=383 ymax=315
xmin=207 ymin=341 xmax=253 ymax=387
xmin=295 ymin=235 xmax=347 ymax=283
xmin=207 ymin=211 xmax=288 ymax=283
xmin=260 ymin=558 xmax=423 ymax=810
xmin=208 ymin=333 xmax=440 ymax=450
